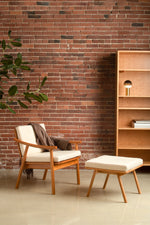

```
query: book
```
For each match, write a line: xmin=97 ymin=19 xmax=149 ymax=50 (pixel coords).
xmin=132 ymin=120 xmax=150 ymax=128
xmin=133 ymin=120 xmax=150 ymax=124
xmin=133 ymin=124 xmax=150 ymax=128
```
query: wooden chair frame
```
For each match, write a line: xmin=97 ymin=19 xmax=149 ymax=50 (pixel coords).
xmin=86 ymin=165 xmax=142 ymax=203
xmin=14 ymin=130 xmax=81 ymax=195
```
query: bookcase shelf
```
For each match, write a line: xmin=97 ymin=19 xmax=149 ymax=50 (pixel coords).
xmin=119 ymin=69 xmax=150 ymax=72
xmin=119 ymin=96 xmax=150 ymax=98
xmin=119 ymin=108 xmax=150 ymax=110
xmin=118 ymin=147 xmax=150 ymax=150
xmin=119 ymin=128 xmax=150 ymax=130
xmin=116 ymin=50 xmax=150 ymax=166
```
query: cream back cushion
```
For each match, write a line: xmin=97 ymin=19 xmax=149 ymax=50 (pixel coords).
xmin=16 ymin=123 xmax=46 ymax=156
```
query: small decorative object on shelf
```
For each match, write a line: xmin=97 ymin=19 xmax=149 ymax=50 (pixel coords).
xmin=124 ymin=80 xmax=132 ymax=96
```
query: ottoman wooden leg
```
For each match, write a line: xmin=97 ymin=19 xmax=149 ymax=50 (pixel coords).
xmin=103 ymin=174 xmax=110 ymax=189
xmin=87 ymin=170 xmax=97 ymax=197
xmin=133 ymin=170 xmax=141 ymax=194
xmin=117 ymin=174 xmax=127 ymax=203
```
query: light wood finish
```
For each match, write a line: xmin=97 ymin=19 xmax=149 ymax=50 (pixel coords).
xmin=117 ymin=175 xmax=127 ymax=203
xmin=116 ymin=50 xmax=150 ymax=165
xmin=86 ymin=165 xmax=142 ymax=203
xmin=14 ymin=130 xmax=81 ymax=195
xmin=86 ymin=170 xmax=97 ymax=197
xmin=103 ymin=174 xmax=109 ymax=189
xmin=43 ymin=169 xmax=48 ymax=180
xmin=76 ymin=161 xmax=80 ymax=184
xmin=133 ymin=170 xmax=141 ymax=194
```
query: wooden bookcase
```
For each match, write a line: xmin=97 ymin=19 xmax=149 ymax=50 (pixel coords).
xmin=116 ymin=50 xmax=150 ymax=166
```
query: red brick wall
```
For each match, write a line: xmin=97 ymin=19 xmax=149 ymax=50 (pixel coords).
xmin=0 ymin=0 xmax=149 ymax=169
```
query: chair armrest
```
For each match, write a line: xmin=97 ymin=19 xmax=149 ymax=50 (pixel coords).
xmin=69 ymin=140 xmax=82 ymax=150
xmin=14 ymin=138 xmax=57 ymax=151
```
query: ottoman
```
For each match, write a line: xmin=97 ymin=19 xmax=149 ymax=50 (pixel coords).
xmin=85 ymin=155 xmax=143 ymax=203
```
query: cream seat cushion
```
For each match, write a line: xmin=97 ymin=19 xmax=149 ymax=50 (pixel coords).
xmin=26 ymin=150 xmax=81 ymax=163
xmin=85 ymin=155 xmax=143 ymax=172
xmin=16 ymin=123 xmax=46 ymax=155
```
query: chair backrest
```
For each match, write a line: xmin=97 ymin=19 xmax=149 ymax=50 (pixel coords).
xmin=15 ymin=123 xmax=45 ymax=156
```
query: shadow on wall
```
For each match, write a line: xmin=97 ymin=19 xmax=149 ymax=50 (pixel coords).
xmin=95 ymin=53 xmax=116 ymax=155
xmin=97 ymin=53 xmax=116 ymax=97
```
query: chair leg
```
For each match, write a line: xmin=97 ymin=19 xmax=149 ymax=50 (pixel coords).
xmin=16 ymin=161 xmax=25 ymax=189
xmin=43 ymin=169 xmax=48 ymax=180
xmin=87 ymin=170 xmax=97 ymax=197
xmin=133 ymin=170 xmax=141 ymax=194
xmin=51 ymin=168 xmax=55 ymax=195
xmin=117 ymin=174 xmax=127 ymax=203
xmin=103 ymin=174 xmax=110 ymax=189
xmin=76 ymin=160 xmax=80 ymax=185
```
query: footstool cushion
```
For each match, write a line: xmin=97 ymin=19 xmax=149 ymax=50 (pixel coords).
xmin=85 ymin=155 xmax=143 ymax=172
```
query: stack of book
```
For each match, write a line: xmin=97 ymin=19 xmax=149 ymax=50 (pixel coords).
xmin=132 ymin=120 xmax=150 ymax=128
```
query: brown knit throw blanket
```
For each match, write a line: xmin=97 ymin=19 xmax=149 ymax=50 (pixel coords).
xmin=29 ymin=122 xmax=72 ymax=151
xmin=28 ymin=122 xmax=55 ymax=151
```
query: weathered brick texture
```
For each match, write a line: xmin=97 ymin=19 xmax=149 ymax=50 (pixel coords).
xmin=0 ymin=0 xmax=149 ymax=169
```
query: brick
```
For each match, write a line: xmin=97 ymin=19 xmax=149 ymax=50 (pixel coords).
xmin=37 ymin=2 xmax=49 ymax=6
xmin=132 ymin=23 xmax=144 ymax=27
xmin=61 ymin=35 xmax=74 ymax=39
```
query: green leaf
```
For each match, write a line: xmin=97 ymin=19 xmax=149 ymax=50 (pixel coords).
xmin=39 ymin=93 xmax=48 ymax=101
xmin=11 ymin=41 xmax=22 ymax=47
xmin=20 ymin=65 xmax=30 ymax=70
xmin=21 ymin=61 xmax=30 ymax=64
xmin=0 ymin=90 xmax=4 ymax=99
xmin=14 ymin=38 xmax=21 ymax=42
xmin=24 ymin=95 xmax=32 ymax=103
xmin=17 ymin=100 xmax=28 ymax=108
xmin=24 ymin=92 xmax=32 ymax=103
xmin=8 ymin=30 xmax=11 ymax=37
xmin=7 ymin=106 xmax=16 ymax=114
xmin=0 ymin=102 xmax=7 ymax=109
xmin=2 ymin=40 xmax=6 ymax=50
xmin=15 ymin=58 xmax=22 ymax=66
xmin=17 ymin=53 xmax=22 ymax=60
xmin=40 ymin=76 xmax=47 ymax=88
xmin=4 ymin=54 xmax=13 ymax=59
xmin=6 ymin=63 xmax=14 ymax=70
xmin=12 ymin=67 xmax=17 ymax=75
xmin=0 ymin=70 xmax=9 ymax=78
xmin=24 ymin=92 xmax=30 ymax=97
xmin=1 ymin=59 xmax=13 ymax=66
xmin=8 ymin=85 xmax=17 ymax=96
xmin=6 ymin=44 xmax=12 ymax=49
xmin=29 ymin=93 xmax=42 ymax=103
xmin=15 ymin=53 xmax=22 ymax=66
xmin=27 ymin=82 xmax=30 ymax=90
xmin=33 ymin=94 xmax=42 ymax=103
